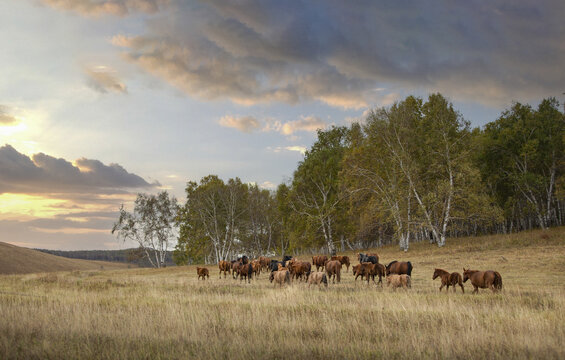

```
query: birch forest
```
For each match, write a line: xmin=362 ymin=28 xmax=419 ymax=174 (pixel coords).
xmin=173 ymin=94 xmax=565 ymax=263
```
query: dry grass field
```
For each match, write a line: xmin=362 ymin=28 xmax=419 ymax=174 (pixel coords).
xmin=1 ymin=228 xmax=564 ymax=359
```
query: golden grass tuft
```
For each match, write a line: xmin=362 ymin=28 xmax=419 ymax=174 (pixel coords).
xmin=1 ymin=228 xmax=564 ymax=359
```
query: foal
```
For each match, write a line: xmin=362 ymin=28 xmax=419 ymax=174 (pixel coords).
xmin=432 ymin=268 xmax=464 ymax=293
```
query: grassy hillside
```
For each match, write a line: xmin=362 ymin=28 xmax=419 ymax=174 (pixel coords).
xmin=0 ymin=242 xmax=133 ymax=275
xmin=0 ymin=228 xmax=563 ymax=359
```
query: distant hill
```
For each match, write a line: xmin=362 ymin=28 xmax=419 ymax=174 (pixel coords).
xmin=0 ymin=242 xmax=133 ymax=275
xmin=34 ymin=248 xmax=176 ymax=268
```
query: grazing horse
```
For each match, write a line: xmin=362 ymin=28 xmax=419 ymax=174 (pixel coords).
xmin=238 ymin=263 xmax=253 ymax=283
xmin=432 ymin=268 xmax=464 ymax=293
xmin=386 ymin=261 xmax=413 ymax=276
xmin=357 ymin=253 xmax=379 ymax=264
xmin=218 ymin=260 xmax=231 ymax=279
xmin=312 ymin=255 xmax=328 ymax=271
xmin=387 ymin=274 xmax=411 ymax=289
xmin=308 ymin=272 xmax=328 ymax=288
xmin=463 ymin=268 xmax=502 ymax=294
xmin=271 ymin=270 xmax=291 ymax=287
xmin=290 ymin=261 xmax=312 ymax=282
xmin=196 ymin=267 xmax=209 ymax=280
xmin=331 ymin=255 xmax=351 ymax=272
xmin=352 ymin=264 xmax=363 ymax=281
xmin=325 ymin=260 xmax=342 ymax=284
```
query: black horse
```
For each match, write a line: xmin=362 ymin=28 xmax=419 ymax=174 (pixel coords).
xmin=358 ymin=253 xmax=378 ymax=264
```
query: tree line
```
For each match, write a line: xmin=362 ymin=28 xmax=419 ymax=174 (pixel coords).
xmin=112 ymin=94 xmax=565 ymax=266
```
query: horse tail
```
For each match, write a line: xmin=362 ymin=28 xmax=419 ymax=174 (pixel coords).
xmin=493 ymin=271 xmax=502 ymax=290
xmin=322 ymin=273 xmax=328 ymax=286
xmin=406 ymin=262 xmax=413 ymax=277
xmin=248 ymin=264 xmax=253 ymax=280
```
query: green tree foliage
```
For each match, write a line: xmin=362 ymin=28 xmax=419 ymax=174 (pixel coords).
xmin=289 ymin=126 xmax=350 ymax=253
xmin=112 ymin=191 xmax=178 ymax=268
xmin=343 ymin=94 xmax=499 ymax=249
xmin=478 ymin=98 xmax=565 ymax=230
xmin=175 ymin=176 xmax=247 ymax=264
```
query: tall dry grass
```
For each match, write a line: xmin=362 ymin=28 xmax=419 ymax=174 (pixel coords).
xmin=1 ymin=228 xmax=564 ymax=359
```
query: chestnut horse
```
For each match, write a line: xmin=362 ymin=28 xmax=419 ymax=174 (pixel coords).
xmin=325 ymin=260 xmax=342 ymax=284
xmin=432 ymin=268 xmax=464 ymax=293
xmin=196 ymin=267 xmax=209 ymax=280
xmin=312 ymin=255 xmax=328 ymax=271
xmin=218 ymin=260 xmax=231 ymax=279
xmin=331 ymin=255 xmax=351 ymax=272
xmin=386 ymin=260 xmax=413 ymax=276
xmin=463 ymin=268 xmax=502 ymax=294
xmin=238 ymin=263 xmax=253 ymax=283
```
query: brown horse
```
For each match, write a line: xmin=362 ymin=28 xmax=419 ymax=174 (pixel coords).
xmin=432 ymin=268 xmax=464 ymax=293
xmin=312 ymin=255 xmax=328 ymax=271
xmin=386 ymin=261 xmax=413 ymax=276
xmin=251 ymin=260 xmax=262 ymax=277
xmin=331 ymin=255 xmax=351 ymax=272
xmin=218 ymin=260 xmax=231 ymax=279
xmin=325 ymin=260 xmax=342 ymax=284
xmin=196 ymin=267 xmax=209 ymax=280
xmin=258 ymin=256 xmax=270 ymax=271
xmin=238 ymin=263 xmax=253 ymax=283
xmin=355 ymin=262 xmax=386 ymax=286
xmin=463 ymin=268 xmax=502 ymax=294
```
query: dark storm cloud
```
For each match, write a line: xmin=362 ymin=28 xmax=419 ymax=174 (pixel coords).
xmin=52 ymin=1 xmax=565 ymax=107
xmin=0 ymin=144 xmax=159 ymax=195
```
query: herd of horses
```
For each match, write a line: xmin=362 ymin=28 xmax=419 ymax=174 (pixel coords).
xmin=196 ymin=253 xmax=503 ymax=294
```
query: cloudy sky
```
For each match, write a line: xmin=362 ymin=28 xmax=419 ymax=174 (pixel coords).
xmin=1 ymin=0 xmax=564 ymax=250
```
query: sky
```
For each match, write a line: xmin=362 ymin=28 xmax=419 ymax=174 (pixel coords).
xmin=1 ymin=0 xmax=564 ymax=250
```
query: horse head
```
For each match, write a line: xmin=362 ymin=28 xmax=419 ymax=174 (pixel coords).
xmin=432 ymin=269 xmax=439 ymax=280
xmin=462 ymin=268 xmax=470 ymax=282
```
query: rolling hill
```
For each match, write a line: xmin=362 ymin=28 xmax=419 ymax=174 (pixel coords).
xmin=0 ymin=242 xmax=133 ymax=274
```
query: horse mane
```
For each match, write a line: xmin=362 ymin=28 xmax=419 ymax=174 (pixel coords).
xmin=386 ymin=260 xmax=398 ymax=269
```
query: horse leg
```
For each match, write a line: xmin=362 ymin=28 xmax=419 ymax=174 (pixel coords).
xmin=473 ymin=286 xmax=478 ymax=294
xmin=459 ymin=283 xmax=464 ymax=293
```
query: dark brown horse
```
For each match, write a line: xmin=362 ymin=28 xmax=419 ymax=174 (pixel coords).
xmin=196 ymin=267 xmax=209 ymax=280
xmin=386 ymin=261 xmax=413 ymax=276
xmin=218 ymin=260 xmax=231 ymax=279
xmin=325 ymin=260 xmax=342 ymax=284
xmin=463 ymin=268 xmax=502 ymax=294
xmin=432 ymin=268 xmax=464 ymax=293
xmin=238 ymin=263 xmax=253 ymax=283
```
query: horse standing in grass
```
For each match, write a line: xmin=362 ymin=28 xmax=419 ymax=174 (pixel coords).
xmin=325 ymin=260 xmax=342 ymax=284
xmin=218 ymin=260 xmax=231 ymax=279
xmin=312 ymin=255 xmax=328 ymax=271
xmin=238 ymin=263 xmax=253 ymax=283
xmin=386 ymin=261 xmax=413 ymax=277
xmin=432 ymin=268 xmax=464 ymax=293
xmin=331 ymin=255 xmax=351 ymax=272
xmin=357 ymin=253 xmax=379 ymax=264
xmin=196 ymin=267 xmax=209 ymax=280
xmin=270 ymin=270 xmax=291 ymax=287
xmin=463 ymin=268 xmax=502 ymax=294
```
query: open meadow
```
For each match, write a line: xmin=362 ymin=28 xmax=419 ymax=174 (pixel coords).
xmin=1 ymin=228 xmax=564 ymax=359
